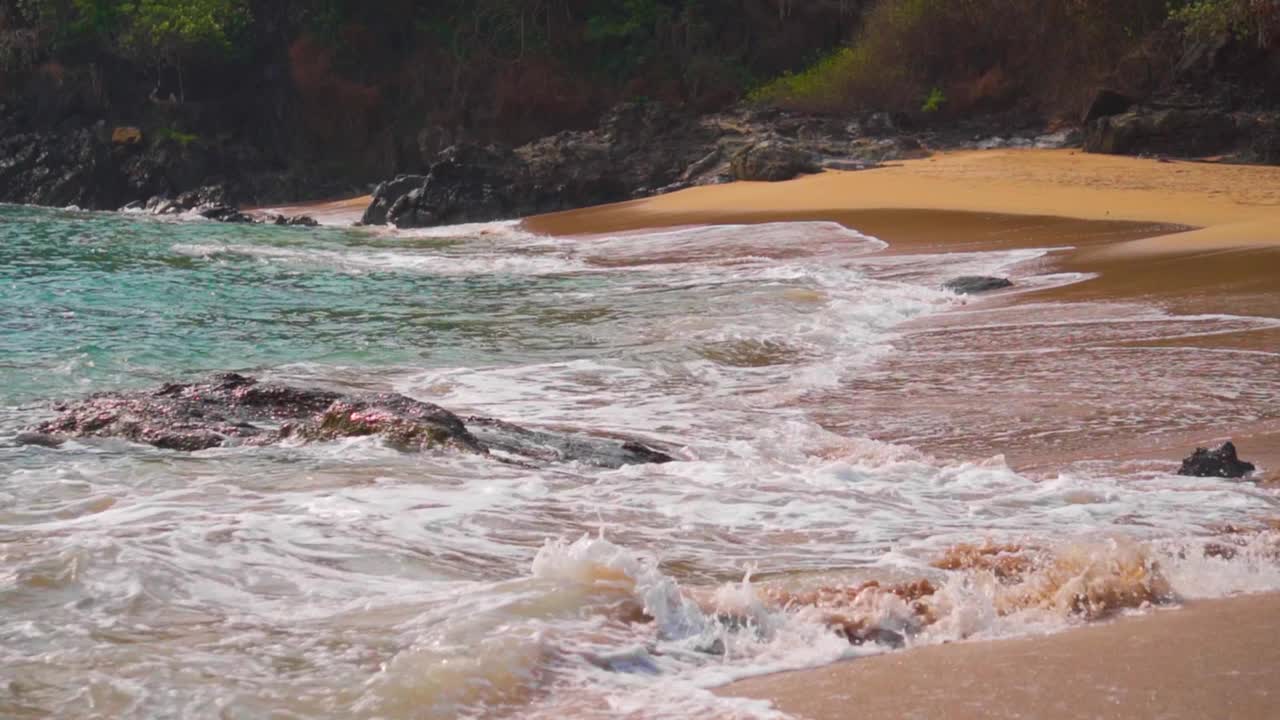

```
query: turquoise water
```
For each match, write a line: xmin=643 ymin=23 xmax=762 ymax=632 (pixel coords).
xmin=0 ymin=205 xmax=626 ymax=405
xmin=3 ymin=205 xmax=1278 ymax=719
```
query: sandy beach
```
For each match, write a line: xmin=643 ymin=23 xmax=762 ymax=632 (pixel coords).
xmin=526 ymin=148 xmax=1280 ymax=719
xmin=723 ymin=592 xmax=1280 ymax=720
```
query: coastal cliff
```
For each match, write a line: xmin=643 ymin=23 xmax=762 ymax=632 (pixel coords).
xmin=1 ymin=1 xmax=1278 ymax=218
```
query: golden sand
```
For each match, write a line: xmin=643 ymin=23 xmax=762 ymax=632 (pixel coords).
xmin=722 ymin=593 xmax=1280 ymax=720
xmin=525 ymin=149 xmax=1280 ymax=252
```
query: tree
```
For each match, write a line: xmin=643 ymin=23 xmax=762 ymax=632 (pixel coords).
xmin=72 ymin=0 xmax=251 ymax=101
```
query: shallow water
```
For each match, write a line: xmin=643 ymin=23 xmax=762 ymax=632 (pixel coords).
xmin=2 ymin=205 xmax=1278 ymax=719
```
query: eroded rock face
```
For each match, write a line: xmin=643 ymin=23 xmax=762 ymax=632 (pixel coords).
xmin=1084 ymin=107 xmax=1240 ymax=157
xmin=359 ymin=103 xmax=922 ymax=229
xmin=1178 ymin=441 xmax=1256 ymax=479
xmin=22 ymin=373 xmax=674 ymax=469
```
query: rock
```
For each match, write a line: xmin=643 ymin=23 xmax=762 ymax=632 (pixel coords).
xmin=0 ymin=126 xmax=120 ymax=209
xmin=729 ymin=139 xmax=819 ymax=182
xmin=270 ymin=214 xmax=319 ymax=227
xmin=111 ymin=127 xmax=143 ymax=146
xmin=196 ymin=204 xmax=254 ymax=223
xmin=1178 ymin=441 xmax=1256 ymax=479
xmin=1084 ymin=108 xmax=1239 ymax=157
xmin=27 ymin=374 xmax=674 ymax=469
xmin=361 ymin=174 xmax=428 ymax=226
xmin=1082 ymin=89 xmax=1135 ymax=126
xmin=14 ymin=431 xmax=64 ymax=448
xmin=942 ymin=276 xmax=1014 ymax=294
xmin=361 ymin=101 xmax=715 ymax=228
xmin=821 ymin=159 xmax=878 ymax=172
xmin=176 ymin=185 xmax=233 ymax=209
xmin=464 ymin=417 xmax=673 ymax=468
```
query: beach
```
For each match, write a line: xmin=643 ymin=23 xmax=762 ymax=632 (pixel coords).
xmin=526 ymin=148 xmax=1280 ymax=718
xmin=723 ymin=593 xmax=1280 ymax=720
xmin=4 ymin=148 xmax=1279 ymax=718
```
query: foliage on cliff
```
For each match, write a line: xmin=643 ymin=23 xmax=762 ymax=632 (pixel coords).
xmin=751 ymin=0 xmax=1280 ymax=118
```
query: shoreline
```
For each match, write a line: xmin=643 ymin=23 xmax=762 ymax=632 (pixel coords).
xmin=526 ymin=148 xmax=1280 ymax=478
xmin=721 ymin=592 xmax=1280 ymax=720
xmin=524 ymin=147 xmax=1280 ymax=718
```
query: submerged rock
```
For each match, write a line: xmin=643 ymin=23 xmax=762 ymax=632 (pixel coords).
xmin=21 ymin=374 xmax=673 ymax=469
xmin=1178 ymin=441 xmax=1256 ymax=479
xmin=942 ymin=276 xmax=1014 ymax=294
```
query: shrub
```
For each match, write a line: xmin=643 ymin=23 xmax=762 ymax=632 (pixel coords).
xmin=1171 ymin=0 xmax=1280 ymax=47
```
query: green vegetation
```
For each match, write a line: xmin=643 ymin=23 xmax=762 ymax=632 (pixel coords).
xmin=1 ymin=0 xmax=1276 ymax=153
xmin=922 ymin=87 xmax=946 ymax=114
xmin=154 ymin=127 xmax=200 ymax=147
xmin=1170 ymin=0 xmax=1278 ymax=45
xmin=750 ymin=0 xmax=1187 ymax=118
xmin=747 ymin=0 xmax=1279 ymax=119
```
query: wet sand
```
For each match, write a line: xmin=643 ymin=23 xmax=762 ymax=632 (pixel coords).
xmin=251 ymin=195 xmax=371 ymax=226
xmin=723 ymin=593 xmax=1280 ymax=720
xmin=525 ymin=148 xmax=1280 ymax=718
xmin=527 ymin=150 xmax=1280 ymax=479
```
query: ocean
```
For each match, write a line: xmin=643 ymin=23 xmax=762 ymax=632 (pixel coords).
xmin=2 ymin=204 xmax=1278 ymax=718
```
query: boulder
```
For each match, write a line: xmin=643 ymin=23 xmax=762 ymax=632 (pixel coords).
xmin=729 ymin=139 xmax=820 ymax=182
xmin=1085 ymin=108 xmax=1239 ymax=157
xmin=1178 ymin=441 xmax=1256 ymax=479
xmin=22 ymin=374 xmax=674 ymax=469
xmin=942 ymin=276 xmax=1014 ymax=294
xmin=361 ymin=174 xmax=428 ymax=225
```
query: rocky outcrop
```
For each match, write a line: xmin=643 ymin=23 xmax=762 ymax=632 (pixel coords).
xmin=1082 ymin=89 xmax=1136 ymax=126
xmin=942 ymin=276 xmax=1014 ymax=294
xmin=360 ymin=103 xmax=933 ymax=229
xmin=1178 ymin=441 xmax=1256 ymax=479
xmin=1084 ymin=107 xmax=1241 ymax=157
xmin=125 ymin=185 xmax=314 ymax=226
xmin=729 ymin=138 xmax=820 ymax=181
xmin=0 ymin=125 xmax=120 ymax=209
xmin=20 ymin=373 xmax=674 ymax=469
xmin=362 ymin=103 xmax=718 ymax=229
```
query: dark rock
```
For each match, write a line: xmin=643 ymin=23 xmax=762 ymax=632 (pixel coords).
xmin=177 ymin=185 xmax=233 ymax=209
xmin=1178 ymin=441 xmax=1256 ymax=479
xmin=196 ymin=204 xmax=254 ymax=223
xmin=1085 ymin=108 xmax=1239 ymax=157
xmin=729 ymin=139 xmax=820 ymax=182
xmin=361 ymin=101 xmax=715 ymax=228
xmin=14 ymin=431 xmax=65 ymax=448
xmin=1082 ymin=89 xmax=1135 ymax=126
xmin=361 ymin=174 xmax=428 ymax=226
xmin=942 ymin=276 xmax=1014 ymax=294
xmin=0 ymin=127 xmax=120 ymax=209
xmin=464 ymin=416 xmax=674 ymax=468
xmin=270 ymin=214 xmax=319 ymax=227
xmin=29 ymin=374 xmax=674 ymax=469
